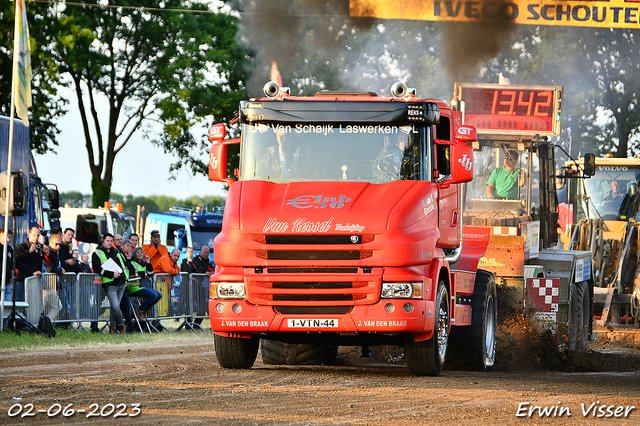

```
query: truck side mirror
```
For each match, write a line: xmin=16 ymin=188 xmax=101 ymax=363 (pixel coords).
xmin=173 ymin=228 xmax=185 ymax=251
xmin=450 ymin=141 xmax=474 ymax=184
xmin=583 ymin=153 xmax=596 ymax=177
xmin=0 ymin=171 xmax=27 ymax=216
xmin=47 ymin=187 xmax=60 ymax=210
xmin=438 ymin=125 xmax=476 ymax=188
xmin=209 ymin=138 xmax=240 ymax=184
xmin=208 ymin=123 xmax=226 ymax=143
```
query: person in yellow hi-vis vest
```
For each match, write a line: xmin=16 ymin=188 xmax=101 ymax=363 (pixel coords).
xmin=92 ymin=233 xmax=128 ymax=334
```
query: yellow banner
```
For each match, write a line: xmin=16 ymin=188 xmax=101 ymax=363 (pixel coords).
xmin=12 ymin=0 xmax=32 ymax=125
xmin=350 ymin=0 xmax=640 ymax=29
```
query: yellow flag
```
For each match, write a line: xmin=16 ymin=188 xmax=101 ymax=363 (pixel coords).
xmin=13 ymin=0 xmax=32 ymax=126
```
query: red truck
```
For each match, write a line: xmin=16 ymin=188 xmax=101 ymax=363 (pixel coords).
xmin=207 ymin=82 xmax=496 ymax=376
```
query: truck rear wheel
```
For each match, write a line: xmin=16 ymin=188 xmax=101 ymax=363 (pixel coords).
xmin=448 ymin=269 xmax=497 ymax=371
xmin=404 ymin=281 xmax=449 ymax=376
xmin=260 ymin=340 xmax=338 ymax=365
xmin=568 ymin=280 xmax=590 ymax=353
xmin=214 ymin=333 xmax=259 ymax=369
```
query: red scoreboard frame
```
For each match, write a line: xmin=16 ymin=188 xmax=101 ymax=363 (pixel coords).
xmin=454 ymin=83 xmax=563 ymax=137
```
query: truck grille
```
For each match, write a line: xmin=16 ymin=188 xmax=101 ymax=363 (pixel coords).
xmin=253 ymin=234 xmax=374 ymax=261
xmin=245 ymin=268 xmax=382 ymax=307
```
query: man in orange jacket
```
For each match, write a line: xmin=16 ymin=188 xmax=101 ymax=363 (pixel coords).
xmin=154 ymin=248 xmax=181 ymax=276
xmin=143 ymin=230 xmax=168 ymax=270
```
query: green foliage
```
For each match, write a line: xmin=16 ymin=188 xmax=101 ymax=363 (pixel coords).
xmin=60 ymin=191 xmax=225 ymax=215
xmin=0 ymin=1 xmax=66 ymax=154
xmin=491 ymin=26 xmax=640 ymax=158
xmin=35 ymin=1 xmax=248 ymax=204
xmin=60 ymin=191 xmax=92 ymax=208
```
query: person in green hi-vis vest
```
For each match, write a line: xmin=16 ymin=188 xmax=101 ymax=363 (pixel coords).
xmin=92 ymin=233 xmax=128 ymax=334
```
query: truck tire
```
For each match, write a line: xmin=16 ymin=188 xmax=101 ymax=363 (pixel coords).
xmin=568 ymin=280 xmax=590 ymax=353
xmin=448 ymin=269 xmax=497 ymax=371
xmin=214 ymin=333 xmax=259 ymax=369
xmin=260 ymin=340 xmax=338 ymax=365
xmin=404 ymin=281 xmax=449 ymax=376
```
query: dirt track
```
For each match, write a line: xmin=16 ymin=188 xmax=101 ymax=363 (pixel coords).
xmin=1 ymin=331 xmax=640 ymax=426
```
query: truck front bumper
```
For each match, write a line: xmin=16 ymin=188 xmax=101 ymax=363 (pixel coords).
xmin=209 ymin=298 xmax=435 ymax=335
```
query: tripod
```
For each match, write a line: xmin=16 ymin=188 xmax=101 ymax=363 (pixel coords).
xmin=6 ymin=288 xmax=40 ymax=334
xmin=3 ymin=223 xmax=40 ymax=335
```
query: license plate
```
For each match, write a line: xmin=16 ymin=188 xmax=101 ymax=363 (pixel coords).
xmin=287 ymin=319 xmax=339 ymax=328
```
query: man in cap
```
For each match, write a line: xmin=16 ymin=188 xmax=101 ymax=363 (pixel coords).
xmin=486 ymin=149 xmax=525 ymax=200
xmin=143 ymin=230 xmax=168 ymax=271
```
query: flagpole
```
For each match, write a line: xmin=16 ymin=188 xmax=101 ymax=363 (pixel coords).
xmin=0 ymin=71 xmax=17 ymax=333
xmin=1 ymin=0 xmax=30 ymax=333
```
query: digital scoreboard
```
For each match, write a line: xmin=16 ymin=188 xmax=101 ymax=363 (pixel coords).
xmin=453 ymin=83 xmax=563 ymax=137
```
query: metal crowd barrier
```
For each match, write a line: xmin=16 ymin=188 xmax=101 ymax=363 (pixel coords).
xmin=17 ymin=272 xmax=211 ymax=333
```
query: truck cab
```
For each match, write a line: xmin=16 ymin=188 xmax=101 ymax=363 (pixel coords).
xmin=59 ymin=204 xmax=136 ymax=254
xmin=207 ymin=82 xmax=495 ymax=376
xmin=0 ymin=116 xmax=59 ymax=243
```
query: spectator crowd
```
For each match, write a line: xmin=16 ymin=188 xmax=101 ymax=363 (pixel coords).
xmin=2 ymin=225 xmax=215 ymax=335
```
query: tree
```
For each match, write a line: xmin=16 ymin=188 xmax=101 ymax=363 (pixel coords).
xmin=591 ymin=29 xmax=640 ymax=157
xmin=40 ymin=0 xmax=248 ymax=207
xmin=60 ymin=190 xmax=92 ymax=208
xmin=0 ymin=2 xmax=66 ymax=154
xmin=492 ymin=26 xmax=640 ymax=159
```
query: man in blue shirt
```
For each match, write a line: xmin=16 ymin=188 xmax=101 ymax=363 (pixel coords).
xmin=486 ymin=149 xmax=524 ymax=200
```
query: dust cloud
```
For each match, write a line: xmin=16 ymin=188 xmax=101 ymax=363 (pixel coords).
xmin=233 ymin=0 xmax=519 ymax=95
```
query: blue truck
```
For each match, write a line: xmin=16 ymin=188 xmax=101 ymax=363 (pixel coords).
xmin=0 ymin=115 xmax=58 ymax=244
xmin=142 ymin=207 xmax=223 ymax=315
xmin=142 ymin=206 xmax=223 ymax=262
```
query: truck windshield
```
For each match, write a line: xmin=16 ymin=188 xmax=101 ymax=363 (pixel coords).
xmin=239 ymin=123 xmax=429 ymax=183
xmin=582 ymin=167 xmax=640 ymax=220
xmin=111 ymin=213 xmax=136 ymax=237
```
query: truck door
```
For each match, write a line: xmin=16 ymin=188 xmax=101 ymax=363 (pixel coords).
xmin=435 ymin=116 xmax=460 ymax=248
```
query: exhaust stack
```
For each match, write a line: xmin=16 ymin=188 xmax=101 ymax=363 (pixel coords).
xmin=391 ymin=82 xmax=416 ymax=99
xmin=263 ymin=81 xmax=290 ymax=98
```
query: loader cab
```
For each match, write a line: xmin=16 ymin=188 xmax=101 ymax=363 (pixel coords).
xmin=567 ymin=157 xmax=640 ymax=222
xmin=463 ymin=139 xmax=562 ymax=252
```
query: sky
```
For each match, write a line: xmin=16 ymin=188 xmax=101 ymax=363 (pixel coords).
xmin=34 ymin=90 xmax=228 ymax=203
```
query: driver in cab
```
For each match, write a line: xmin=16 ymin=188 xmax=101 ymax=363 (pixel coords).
xmin=257 ymin=129 xmax=302 ymax=180
xmin=486 ymin=149 xmax=525 ymax=200
xmin=372 ymin=132 xmax=409 ymax=180
xmin=600 ymin=179 xmax=626 ymax=210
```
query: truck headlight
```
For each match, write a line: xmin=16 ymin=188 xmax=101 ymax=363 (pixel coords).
xmin=215 ymin=282 xmax=246 ymax=299
xmin=381 ymin=282 xmax=423 ymax=299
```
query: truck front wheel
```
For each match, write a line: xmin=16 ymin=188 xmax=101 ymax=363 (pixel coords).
xmin=404 ymin=281 xmax=449 ymax=376
xmin=214 ymin=333 xmax=259 ymax=369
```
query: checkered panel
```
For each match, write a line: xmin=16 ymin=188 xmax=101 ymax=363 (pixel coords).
xmin=526 ymin=278 xmax=561 ymax=336
xmin=527 ymin=278 xmax=559 ymax=313
xmin=492 ymin=226 xmax=518 ymax=236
